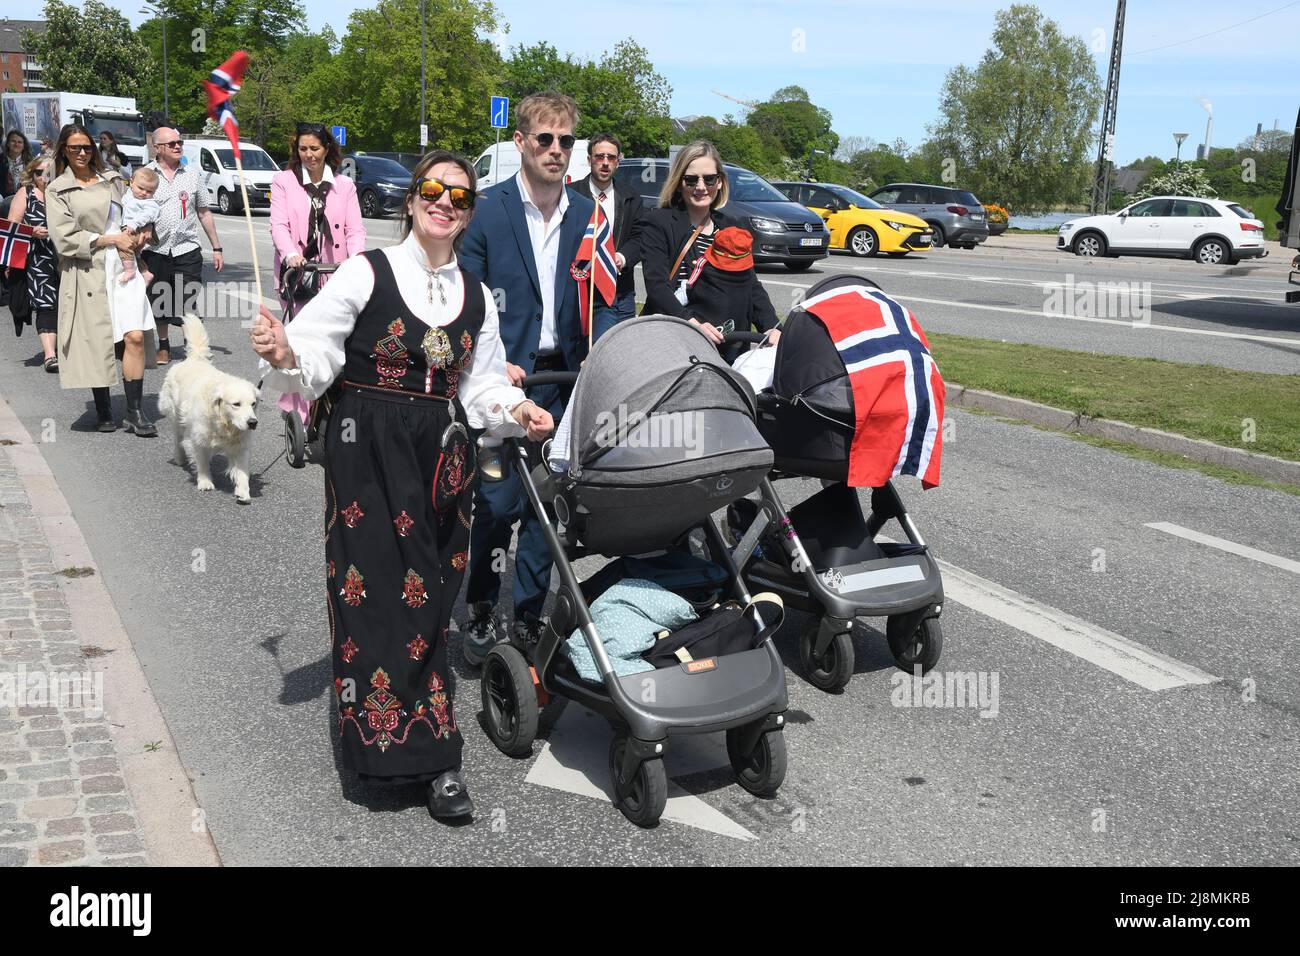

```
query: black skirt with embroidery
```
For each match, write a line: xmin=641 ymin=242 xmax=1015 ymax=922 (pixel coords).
xmin=325 ymin=251 xmax=483 ymax=782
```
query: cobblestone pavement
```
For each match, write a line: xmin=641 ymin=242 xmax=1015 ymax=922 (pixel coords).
xmin=0 ymin=447 xmax=149 ymax=866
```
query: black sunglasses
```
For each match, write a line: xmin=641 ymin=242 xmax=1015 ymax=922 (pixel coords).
xmin=296 ymin=122 xmax=328 ymax=137
xmin=682 ymin=173 xmax=721 ymax=188
xmin=415 ymin=177 xmax=476 ymax=210
xmin=66 ymin=144 xmax=95 ymax=153
xmin=528 ymin=132 xmax=576 ymax=150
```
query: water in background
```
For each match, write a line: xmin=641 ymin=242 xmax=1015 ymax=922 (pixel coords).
xmin=1008 ymin=211 xmax=1085 ymax=230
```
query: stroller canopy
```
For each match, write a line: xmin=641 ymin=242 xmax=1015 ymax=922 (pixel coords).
xmin=771 ymin=276 xmax=944 ymax=489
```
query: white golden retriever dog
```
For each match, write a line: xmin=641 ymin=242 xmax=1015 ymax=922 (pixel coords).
xmin=159 ymin=315 xmax=260 ymax=503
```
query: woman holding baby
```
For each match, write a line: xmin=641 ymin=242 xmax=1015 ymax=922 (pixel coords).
xmin=45 ymin=123 xmax=158 ymax=435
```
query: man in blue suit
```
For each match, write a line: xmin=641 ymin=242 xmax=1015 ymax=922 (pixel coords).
xmin=459 ymin=91 xmax=594 ymax=663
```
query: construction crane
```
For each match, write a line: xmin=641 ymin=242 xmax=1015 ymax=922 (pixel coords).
xmin=1090 ymin=0 xmax=1126 ymax=214
xmin=710 ymin=89 xmax=759 ymax=112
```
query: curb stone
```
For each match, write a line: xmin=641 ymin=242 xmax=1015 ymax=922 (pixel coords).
xmin=947 ymin=385 xmax=1300 ymax=486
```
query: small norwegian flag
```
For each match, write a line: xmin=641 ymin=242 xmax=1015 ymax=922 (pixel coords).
xmin=0 ymin=217 xmax=34 ymax=270
xmin=569 ymin=203 xmax=617 ymax=334
xmin=204 ymin=50 xmax=250 ymax=160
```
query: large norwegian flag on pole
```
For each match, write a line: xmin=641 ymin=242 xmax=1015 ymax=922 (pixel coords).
xmin=800 ymin=285 xmax=944 ymax=489
xmin=203 ymin=50 xmax=249 ymax=159
xmin=569 ymin=203 xmax=617 ymax=336
xmin=0 ymin=217 xmax=34 ymax=270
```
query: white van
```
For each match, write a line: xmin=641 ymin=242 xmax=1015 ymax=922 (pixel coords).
xmin=181 ymin=138 xmax=281 ymax=215
xmin=471 ymin=139 xmax=590 ymax=190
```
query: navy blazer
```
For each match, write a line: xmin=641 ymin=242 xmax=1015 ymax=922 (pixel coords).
xmin=460 ymin=175 xmax=594 ymax=374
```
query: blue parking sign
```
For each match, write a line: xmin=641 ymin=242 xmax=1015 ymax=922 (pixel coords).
xmin=490 ymin=97 xmax=509 ymax=130
xmin=331 ymin=125 xmax=346 ymax=146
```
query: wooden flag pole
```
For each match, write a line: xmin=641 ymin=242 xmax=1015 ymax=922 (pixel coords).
xmin=233 ymin=152 xmax=263 ymax=315
xmin=587 ymin=200 xmax=599 ymax=351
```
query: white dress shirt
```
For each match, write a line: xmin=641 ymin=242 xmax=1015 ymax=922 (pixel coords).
xmin=515 ymin=171 xmax=568 ymax=352
xmin=300 ymin=164 xmax=335 ymax=186
xmin=587 ymin=178 xmax=616 ymax=234
xmin=259 ymin=232 xmax=529 ymax=437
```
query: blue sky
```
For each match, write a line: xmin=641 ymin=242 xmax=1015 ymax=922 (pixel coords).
xmin=112 ymin=0 xmax=1300 ymax=164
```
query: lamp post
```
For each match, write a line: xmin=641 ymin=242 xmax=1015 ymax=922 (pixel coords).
xmin=1173 ymin=132 xmax=1188 ymax=171
xmin=419 ymin=0 xmax=427 ymax=149
xmin=141 ymin=3 xmax=169 ymax=123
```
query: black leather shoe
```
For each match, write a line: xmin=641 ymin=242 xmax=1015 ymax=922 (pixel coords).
xmin=427 ymin=771 xmax=474 ymax=820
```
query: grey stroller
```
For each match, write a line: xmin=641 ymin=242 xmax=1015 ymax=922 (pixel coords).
xmin=479 ymin=316 xmax=790 ymax=828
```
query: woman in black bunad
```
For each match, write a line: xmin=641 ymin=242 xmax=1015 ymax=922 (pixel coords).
xmin=251 ymin=150 xmax=554 ymax=821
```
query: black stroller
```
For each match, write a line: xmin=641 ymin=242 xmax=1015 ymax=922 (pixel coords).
xmin=724 ymin=275 xmax=946 ymax=693
xmin=277 ymin=261 xmax=338 ymax=468
xmin=479 ymin=316 xmax=790 ymax=828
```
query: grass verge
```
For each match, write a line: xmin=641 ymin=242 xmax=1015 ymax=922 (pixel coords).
xmin=928 ymin=332 xmax=1300 ymax=461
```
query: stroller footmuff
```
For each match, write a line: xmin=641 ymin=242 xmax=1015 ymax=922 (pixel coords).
xmin=480 ymin=316 xmax=789 ymax=828
xmin=726 ymin=275 xmax=947 ymax=693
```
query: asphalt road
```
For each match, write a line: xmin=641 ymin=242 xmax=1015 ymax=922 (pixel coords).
xmin=1 ymin=209 xmax=1295 ymax=864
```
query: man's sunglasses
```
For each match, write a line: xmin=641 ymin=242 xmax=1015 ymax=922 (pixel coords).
xmin=415 ymin=177 xmax=476 ymax=210
xmin=682 ymin=173 xmax=721 ymax=188
xmin=154 ymin=140 xmax=182 ymax=148
xmin=528 ymin=132 xmax=576 ymax=150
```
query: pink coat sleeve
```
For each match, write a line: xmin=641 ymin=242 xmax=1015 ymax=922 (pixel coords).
xmin=269 ymin=171 xmax=299 ymax=264
xmin=337 ymin=177 xmax=367 ymax=258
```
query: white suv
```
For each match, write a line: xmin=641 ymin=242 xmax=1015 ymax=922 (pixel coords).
xmin=1058 ymin=196 xmax=1267 ymax=265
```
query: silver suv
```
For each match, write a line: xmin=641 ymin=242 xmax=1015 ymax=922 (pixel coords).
xmin=868 ymin=183 xmax=989 ymax=249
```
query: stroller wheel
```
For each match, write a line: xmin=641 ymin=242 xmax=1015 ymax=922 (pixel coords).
xmin=726 ymin=725 xmax=786 ymax=797
xmin=480 ymin=645 xmax=539 ymax=758
xmin=887 ymin=615 xmax=943 ymax=674
xmin=283 ymin=411 xmax=307 ymax=469
xmin=798 ymin=616 xmax=854 ymax=693
xmin=608 ymin=733 xmax=667 ymax=828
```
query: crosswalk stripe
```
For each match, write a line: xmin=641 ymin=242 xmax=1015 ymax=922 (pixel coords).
xmin=1144 ymin=522 xmax=1300 ymax=575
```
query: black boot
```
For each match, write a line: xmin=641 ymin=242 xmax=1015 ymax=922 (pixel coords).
xmin=92 ymin=388 xmax=116 ymax=433
xmin=121 ymin=379 xmax=157 ymax=437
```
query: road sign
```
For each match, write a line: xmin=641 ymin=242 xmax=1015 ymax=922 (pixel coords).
xmin=420 ymin=124 xmax=428 ymax=148
xmin=331 ymin=125 xmax=346 ymax=146
xmin=490 ymin=96 xmax=509 ymax=130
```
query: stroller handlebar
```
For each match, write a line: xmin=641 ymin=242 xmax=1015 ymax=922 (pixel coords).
xmin=723 ymin=331 xmax=769 ymax=345
xmin=520 ymin=371 xmax=579 ymax=389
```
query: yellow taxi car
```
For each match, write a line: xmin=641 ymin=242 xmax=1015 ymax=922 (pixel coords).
xmin=772 ymin=181 xmax=934 ymax=257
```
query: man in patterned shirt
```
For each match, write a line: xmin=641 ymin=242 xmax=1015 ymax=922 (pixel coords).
xmin=141 ymin=127 xmax=224 ymax=363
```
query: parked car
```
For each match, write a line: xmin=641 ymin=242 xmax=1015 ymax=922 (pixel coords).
xmin=338 ymin=154 xmax=412 ymax=218
xmin=362 ymin=151 xmax=424 ymax=173
xmin=472 ymin=140 xmax=590 ymax=190
xmin=1059 ymin=196 xmax=1267 ymax=265
xmin=771 ymin=181 xmax=933 ymax=257
xmin=615 ymin=159 xmax=829 ymax=270
xmin=868 ymin=183 xmax=989 ymax=249
xmin=182 ymin=138 xmax=280 ymax=215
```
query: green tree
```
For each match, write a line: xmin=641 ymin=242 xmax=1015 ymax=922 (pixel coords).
xmin=26 ymin=0 xmax=154 ymax=97
xmin=746 ymin=85 xmax=838 ymax=164
xmin=681 ymin=115 xmax=782 ymax=178
xmin=328 ymin=0 xmax=502 ymax=153
xmin=928 ymin=4 xmax=1101 ymax=212
xmin=1131 ymin=164 xmax=1216 ymax=201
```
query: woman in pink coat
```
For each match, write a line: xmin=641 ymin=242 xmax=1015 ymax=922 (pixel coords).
xmin=270 ymin=123 xmax=366 ymax=422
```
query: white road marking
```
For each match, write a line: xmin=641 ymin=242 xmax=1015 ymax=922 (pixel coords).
xmin=936 ymin=559 xmax=1221 ymax=691
xmin=761 ymin=281 xmax=1300 ymax=347
xmin=524 ymin=703 xmax=757 ymax=841
xmin=872 ymin=534 xmax=1219 ymax=690
xmin=1144 ymin=522 xmax=1300 ymax=576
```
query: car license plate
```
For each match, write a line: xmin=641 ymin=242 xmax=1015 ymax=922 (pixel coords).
xmin=800 ymin=237 xmax=822 ymax=246
xmin=970 ymin=213 xmax=984 ymax=220
xmin=916 ymin=236 xmax=932 ymax=245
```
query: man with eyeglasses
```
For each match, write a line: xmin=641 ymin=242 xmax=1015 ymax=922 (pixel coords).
xmin=566 ymin=133 xmax=643 ymax=338
xmin=141 ymin=126 xmax=224 ymax=364
xmin=459 ymin=91 xmax=596 ymax=663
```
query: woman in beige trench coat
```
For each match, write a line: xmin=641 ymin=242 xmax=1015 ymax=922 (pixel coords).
xmin=45 ymin=124 xmax=157 ymax=435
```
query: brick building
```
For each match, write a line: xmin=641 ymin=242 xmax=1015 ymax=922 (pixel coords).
xmin=0 ymin=19 xmax=47 ymax=93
